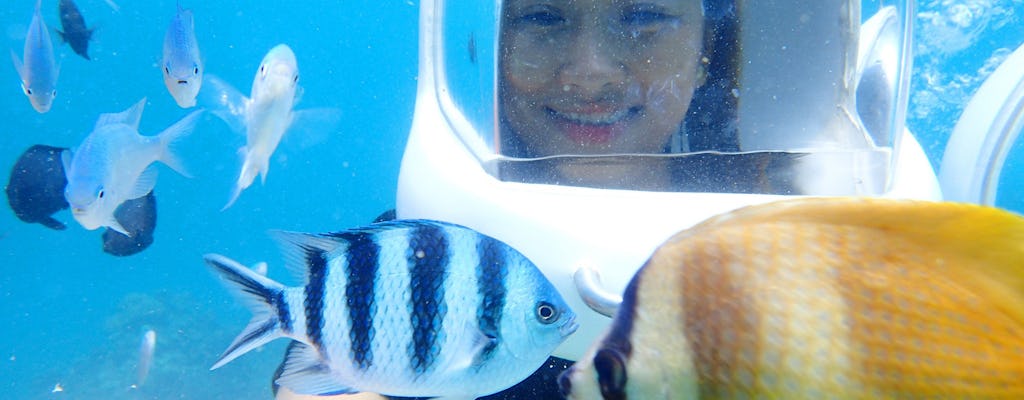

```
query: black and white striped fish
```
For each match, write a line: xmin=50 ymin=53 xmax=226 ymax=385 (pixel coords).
xmin=205 ymin=219 xmax=578 ymax=399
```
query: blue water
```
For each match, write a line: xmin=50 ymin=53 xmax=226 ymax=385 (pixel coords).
xmin=0 ymin=0 xmax=1021 ymax=399
xmin=2 ymin=1 xmax=416 ymax=398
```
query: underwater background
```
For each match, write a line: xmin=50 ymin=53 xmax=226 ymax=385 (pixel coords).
xmin=0 ymin=0 xmax=1021 ymax=399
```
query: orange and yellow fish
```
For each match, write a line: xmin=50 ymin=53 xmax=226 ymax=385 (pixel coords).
xmin=560 ymin=197 xmax=1024 ymax=399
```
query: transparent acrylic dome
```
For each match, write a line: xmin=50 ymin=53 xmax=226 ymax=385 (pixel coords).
xmin=433 ymin=0 xmax=913 ymax=195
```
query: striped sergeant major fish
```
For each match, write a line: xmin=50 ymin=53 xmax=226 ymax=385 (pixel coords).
xmin=205 ymin=219 xmax=578 ymax=399
xmin=560 ymin=197 xmax=1024 ymax=399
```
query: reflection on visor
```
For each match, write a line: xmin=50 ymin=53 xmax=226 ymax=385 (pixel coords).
xmin=437 ymin=0 xmax=908 ymax=195
xmin=491 ymin=149 xmax=891 ymax=195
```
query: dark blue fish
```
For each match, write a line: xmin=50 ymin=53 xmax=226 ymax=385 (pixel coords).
xmin=5 ymin=145 xmax=159 ymax=255
xmin=57 ymin=0 xmax=94 ymax=60
xmin=102 ymin=190 xmax=157 ymax=257
xmin=6 ymin=145 xmax=69 ymax=230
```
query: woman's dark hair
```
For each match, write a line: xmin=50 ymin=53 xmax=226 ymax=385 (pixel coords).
xmin=682 ymin=0 xmax=740 ymax=152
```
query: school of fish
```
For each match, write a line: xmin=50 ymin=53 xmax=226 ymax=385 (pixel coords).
xmin=9 ymin=2 xmax=1024 ymax=400
xmin=560 ymin=197 xmax=1024 ymax=399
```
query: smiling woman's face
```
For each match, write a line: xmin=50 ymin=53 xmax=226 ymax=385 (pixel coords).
xmin=499 ymin=0 xmax=705 ymax=157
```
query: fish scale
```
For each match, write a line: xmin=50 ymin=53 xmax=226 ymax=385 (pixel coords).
xmin=475 ymin=237 xmax=509 ymax=365
xmin=562 ymin=198 xmax=1024 ymax=399
xmin=206 ymin=219 xmax=577 ymax=398
xmin=407 ymin=224 xmax=449 ymax=374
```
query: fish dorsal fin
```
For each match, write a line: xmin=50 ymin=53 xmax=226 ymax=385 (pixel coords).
xmin=95 ymin=98 xmax=147 ymax=131
xmin=690 ymin=197 xmax=1024 ymax=325
xmin=269 ymin=230 xmax=346 ymax=286
xmin=274 ymin=341 xmax=358 ymax=396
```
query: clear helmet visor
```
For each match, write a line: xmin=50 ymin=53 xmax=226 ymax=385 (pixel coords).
xmin=436 ymin=0 xmax=912 ymax=195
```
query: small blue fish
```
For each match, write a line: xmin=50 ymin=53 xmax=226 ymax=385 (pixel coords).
xmin=57 ymin=0 xmax=94 ymax=60
xmin=135 ymin=328 xmax=156 ymax=387
xmin=162 ymin=2 xmax=202 ymax=108
xmin=11 ymin=0 xmax=59 ymax=113
xmin=63 ymin=98 xmax=201 ymax=235
xmin=224 ymin=44 xmax=300 ymax=209
xmin=205 ymin=220 xmax=578 ymax=399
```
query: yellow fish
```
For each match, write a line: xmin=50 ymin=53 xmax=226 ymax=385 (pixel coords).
xmin=560 ymin=197 xmax=1024 ymax=399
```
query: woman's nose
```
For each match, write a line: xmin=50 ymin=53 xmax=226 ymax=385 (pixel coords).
xmin=558 ymin=36 xmax=626 ymax=97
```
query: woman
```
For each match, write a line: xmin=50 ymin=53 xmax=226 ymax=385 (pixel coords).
xmin=498 ymin=0 xmax=742 ymax=190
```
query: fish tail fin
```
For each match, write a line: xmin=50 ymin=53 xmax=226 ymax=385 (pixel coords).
xmin=222 ymin=149 xmax=262 ymax=210
xmin=204 ymin=253 xmax=288 ymax=370
xmin=222 ymin=183 xmax=243 ymax=211
xmin=157 ymin=109 xmax=203 ymax=178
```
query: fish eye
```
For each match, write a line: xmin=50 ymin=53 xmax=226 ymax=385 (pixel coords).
xmin=259 ymin=65 xmax=266 ymax=76
xmin=164 ymin=66 xmax=170 ymax=74
xmin=536 ymin=301 xmax=559 ymax=324
xmin=97 ymin=189 xmax=105 ymax=199
xmin=24 ymin=87 xmax=32 ymax=95
xmin=51 ymin=90 xmax=57 ymax=97
xmin=193 ymin=64 xmax=200 ymax=75
xmin=293 ymin=74 xmax=299 ymax=84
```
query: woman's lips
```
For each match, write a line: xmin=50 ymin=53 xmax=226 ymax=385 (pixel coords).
xmin=548 ymin=106 xmax=636 ymax=145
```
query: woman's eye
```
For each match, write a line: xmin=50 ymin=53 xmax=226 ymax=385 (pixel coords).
xmin=511 ymin=5 xmax=565 ymax=27
xmin=521 ymin=11 xmax=564 ymax=26
xmin=622 ymin=10 xmax=673 ymax=27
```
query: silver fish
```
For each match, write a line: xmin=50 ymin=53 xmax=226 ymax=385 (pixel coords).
xmin=162 ymin=2 xmax=202 ymax=108
xmin=211 ymin=44 xmax=300 ymax=209
xmin=136 ymin=329 xmax=156 ymax=387
xmin=63 ymin=98 xmax=201 ymax=234
xmin=11 ymin=0 xmax=59 ymax=113
xmin=205 ymin=219 xmax=577 ymax=399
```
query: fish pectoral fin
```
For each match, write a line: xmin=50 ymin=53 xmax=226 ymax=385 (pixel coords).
xmin=129 ymin=166 xmax=159 ymax=201
xmin=199 ymin=74 xmax=248 ymax=134
xmin=60 ymin=148 xmax=73 ymax=173
xmin=39 ymin=216 xmax=67 ymax=231
xmin=278 ymin=108 xmax=343 ymax=152
xmin=440 ymin=323 xmax=496 ymax=375
xmin=274 ymin=341 xmax=359 ymax=396
xmin=9 ymin=49 xmax=25 ymax=79
xmin=107 ymin=217 xmax=131 ymax=236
